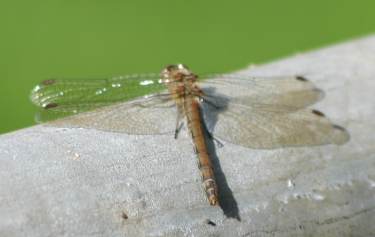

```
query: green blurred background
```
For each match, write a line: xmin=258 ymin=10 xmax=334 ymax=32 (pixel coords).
xmin=1 ymin=0 xmax=374 ymax=134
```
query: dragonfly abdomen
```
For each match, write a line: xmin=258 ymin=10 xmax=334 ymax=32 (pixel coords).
xmin=185 ymin=98 xmax=218 ymax=206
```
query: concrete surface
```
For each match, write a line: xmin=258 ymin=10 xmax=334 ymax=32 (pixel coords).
xmin=1 ymin=35 xmax=375 ymax=236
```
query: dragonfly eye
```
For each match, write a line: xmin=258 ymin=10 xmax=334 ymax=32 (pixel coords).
xmin=161 ymin=64 xmax=193 ymax=80
xmin=165 ymin=64 xmax=179 ymax=72
xmin=177 ymin=64 xmax=189 ymax=70
xmin=161 ymin=65 xmax=178 ymax=78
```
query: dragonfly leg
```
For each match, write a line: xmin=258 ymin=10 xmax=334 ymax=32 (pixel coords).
xmin=174 ymin=122 xmax=184 ymax=139
xmin=174 ymin=110 xmax=184 ymax=139
xmin=206 ymin=129 xmax=224 ymax=148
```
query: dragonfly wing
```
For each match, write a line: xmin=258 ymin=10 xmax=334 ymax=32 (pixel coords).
xmin=199 ymin=75 xmax=324 ymax=111
xmin=30 ymin=74 xmax=166 ymax=122
xmin=48 ymin=95 xmax=177 ymax=135
xmin=30 ymin=73 xmax=178 ymax=134
xmin=201 ymin=101 xmax=350 ymax=149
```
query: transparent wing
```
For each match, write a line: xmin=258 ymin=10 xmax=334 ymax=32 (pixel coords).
xmin=47 ymin=95 xmax=177 ymax=135
xmin=201 ymin=101 xmax=350 ymax=149
xmin=31 ymin=71 xmax=349 ymax=146
xmin=30 ymin=74 xmax=167 ymax=122
xmin=199 ymin=74 xmax=349 ymax=148
xmin=199 ymin=74 xmax=324 ymax=110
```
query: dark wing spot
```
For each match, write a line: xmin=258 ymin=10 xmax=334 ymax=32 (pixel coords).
xmin=121 ymin=212 xmax=128 ymax=220
xmin=42 ymin=79 xmax=57 ymax=85
xmin=296 ymin=76 xmax=308 ymax=82
xmin=44 ymin=103 xmax=58 ymax=109
xmin=312 ymin=109 xmax=325 ymax=117
xmin=206 ymin=219 xmax=216 ymax=226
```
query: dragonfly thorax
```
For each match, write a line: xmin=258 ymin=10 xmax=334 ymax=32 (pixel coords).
xmin=161 ymin=64 xmax=197 ymax=83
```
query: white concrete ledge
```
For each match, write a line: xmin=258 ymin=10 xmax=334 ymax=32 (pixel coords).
xmin=1 ymin=35 xmax=375 ymax=236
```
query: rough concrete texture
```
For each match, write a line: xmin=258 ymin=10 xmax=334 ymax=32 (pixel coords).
xmin=1 ymin=36 xmax=375 ymax=237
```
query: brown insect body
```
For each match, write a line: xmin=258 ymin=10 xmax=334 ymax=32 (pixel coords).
xmin=162 ymin=64 xmax=219 ymax=205
xmin=31 ymin=64 xmax=351 ymax=207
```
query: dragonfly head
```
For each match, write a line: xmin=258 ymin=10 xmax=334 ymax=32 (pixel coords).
xmin=161 ymin=64 xmax=197 ymax=82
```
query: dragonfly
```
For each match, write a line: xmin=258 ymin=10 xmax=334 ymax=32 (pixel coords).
xmin=30 ymin=64 xmax=350 ymax=206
